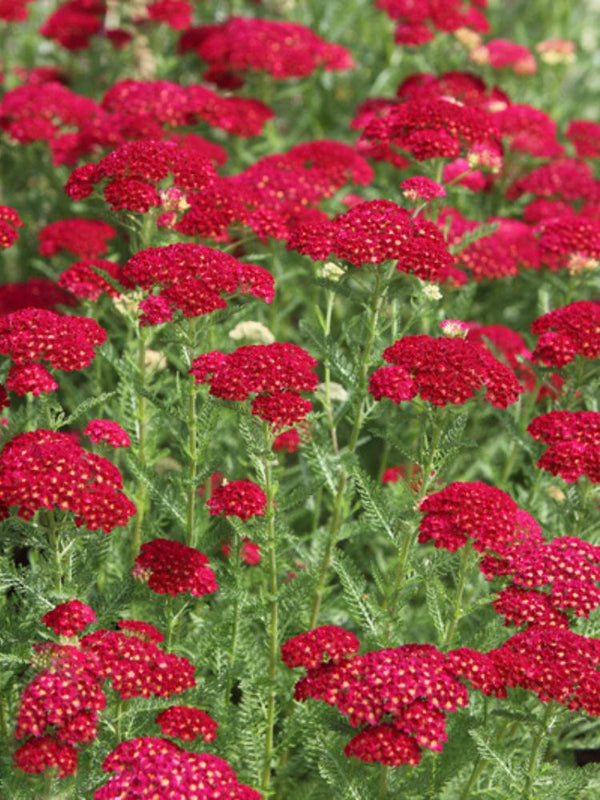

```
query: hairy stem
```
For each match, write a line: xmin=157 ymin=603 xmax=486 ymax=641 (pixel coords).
xmin=442 ymin=543 xmax=472 ymax=649
xmin=132 ymin=327 xmax=149 ymax=560
xmin=261 ymin=441 xmax=279 ymax=796
xmin=524 ymin=704 xmax=556 ymax=800
xmin=309 ymin=265 xmax=390 ymax=627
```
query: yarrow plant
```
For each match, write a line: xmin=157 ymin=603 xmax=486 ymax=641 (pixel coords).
xmin=3 ymin=1 xmax=600 ymax=799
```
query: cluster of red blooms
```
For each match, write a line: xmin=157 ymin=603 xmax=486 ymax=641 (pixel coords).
xmin=81 ymin=628 xmax=196 ymax=700
xmin=84 ymin=420 xmax=131 ymax=448
xmin=0 ymin=307 xmax=106 ymax=395
xmin=527 ymin=411 xmax=600 ymax=483
xmin=369 ymin=334 xmax=523 ymax=408
xmin=382 ymin=463 xmax=424 ymax=491
xmin=482 ymin=536 xmax=600 ymax=628
xmin=0 ymin=430 xmax=136 ymax=531
xmin=65 ymin=139 xmax=216 ymax=213
xmin=190 ymin=343 xmax=319 ymax=429
xmin=121 ymin=243 xmax=274 ymax=325
xmin=272 ymin=428 xmax=301 ymax=454
xmin=418 ymin=482 xmax=543 ymax=554
xmin=38 ymin=218 xmax=116 ymax=259
xmin=0 ymin=205 xmax=23 ymax=249
xmin=13 ymin=602 xmax=199 ymax=778
xmin=537 ymin=216 xmax=600 ymax=272
xmin=132 ymin=538 xmax=218 ymax=597
xmin=206 ymin=479 xmax=267 ymax=522
xmin=155 ymin=705 xmax=218 ymax=742
xmin=0 ymin=0 xmax=32 ymax=21
xmin=507 ymin=158 xmax=599 ymax=204
xmin=180 ymin=16 xmax=353 ymax=82
xmin=283 ymin=626 xmax=468 ymax=766
xmin=57 ymin=258 xmax=123 ymax=301
xmin=375 ymin=0 xmax=489 ymax=47
xmin=566 ymin=119 xmax=600 ymax=158
xmin=41 ymin=600 xmax=97 ymax=637
xmin=470 ymin=39 xmax=536 ymax=75
xmin=464 ymin=322 xmax=534 ymax=389
xmin=96 ymin=737 xmax=260 ymax=799
xmin=0 ymin=279 xmax=74 ymax=316
xmin=221 ymin=537 xmax=261 ymax=566
xmin=531 ymin=301 xmax=600 ymax=368
xmin=288 ymin=199 xmax=454 ymax=280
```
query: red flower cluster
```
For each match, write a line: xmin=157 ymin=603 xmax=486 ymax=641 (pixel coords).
xmin=155 ymin=706 xmax=218 ymax=742
xmin=132 ymin=538 xmax=218 ymax=597
xmin=0 ymin=279 xmax=74 ymax=316
xmin=482 ymin=536 xmax=600 ymax=627
xmin=42 ymin=600 xmax=97 ymax=637
xmin=470 ymin=39 xmax=537 ymax=74
xmin=281 ymin=626 xmax=360 ymax=670
xmin=40 ymin=0 xmax=104 ymax=51
xmin=38 ymin=218 xmax=116 ymax=259
xmin=400 ymin=176 xmax=446 ymax=201
xmin=494 ymin=103 xmax=563 ymax=158
xmin=58 ymin=259 xmax=122 ymax=301
xmin=284 ymin=626 xmax=468 ymax=766
xmin=360 ymin=97 xmax=498 ymax=164
xmin=465 ymin=322 xmax=534 ymax=388
xmin=537 ymin=215 xmax=600 ymax=271
xmin=84 ymin=420 xmax=131 ymax=448
xmin=0 ymin=429 xmax=136 ymax=532
xmin=527 ymin=411 xmax=600 ymax=483
xmin=369 ymin=334 xmax=523 ymax=408
xmin=272 ymin=428 xmax=301 ymax=454
xmin=121 ymin=243 xmax=274 ymax=325
xmin=13 ymin=734 xmax=79 ymax=778
xmin=0 ymin=205 xmax=23 ymax=249
xmin=206 ymin=480 xmax=267 ymax=522
xmin=117 ymin=620 xmax=164 ymax=643
xmin=147 ymin=0 xmax=192 ymax=30
xmin=81 ymin=629 xmax=196 ymax=700
xmin=182 ymin=17 xmax=353 ymax=80
xmin=190 ymin=343 xmax=319 ymax=428
xmin=566 ymin=120 xmax=600 ymax=159
xmin=96 ymin=737 xmax=260 ymax=799
xmin=507 ymin=158 xmax=598 ymax=204
xmin=0 ymin=308 xmax=106 ymax=396
xmin=288 ymin=199 xmax=454 ymax=279
xmin=65 ymin=139 xmax=216 ymax=213
xmin=418 ymin=482 xmax=543 ymax=554
xmin=221 ymin=537 xmax=261 ymax=565
xmin=0 ymin=0 xmax=32 ymax=21
xmin=376 ymin=0 xmax=489 ymax=47
xmin=531 ymin=301 xmax=600 ymax=367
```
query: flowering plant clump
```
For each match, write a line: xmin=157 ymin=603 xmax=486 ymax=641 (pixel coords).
xmin=5 ymin=1 xmax=600 ymax=798
xmin=0 ymin=430 xmax=136 ymax=531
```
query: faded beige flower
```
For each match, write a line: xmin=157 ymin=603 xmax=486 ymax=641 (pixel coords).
xmin=229 ymin=321 xmax=275 ymax=344
xmin=320 ymin=261 xmax=345 ymax=282
xmin=317 ymin=382 xmax=348 ymax=402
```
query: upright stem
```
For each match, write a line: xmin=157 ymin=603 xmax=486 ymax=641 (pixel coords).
xmin=442 ymin=543 xmax=472 ymax=649
xmin=185 ymin=320 xmax=200 ymax=548
xmin=322 ymin=290 xmax=340 ymax=454
xmin=309 ymin=265 xmax=390 ymax=628
xmin=524 ymin=705 xmax=556 ymax=800
xmin=261 ymin=441 xmax=279 ymax=796
xmin=132 ymin=327 xmax=149 ymax=559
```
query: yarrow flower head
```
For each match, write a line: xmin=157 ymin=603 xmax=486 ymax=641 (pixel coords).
xmin=155 ymin=706 xmax=218 ymax=742
xmin=527 ymin=411 xmax=600 ymax=483
xmin=0 ymin=205 xmax=23 ymax=249
xmin=121 ymin=243 xmax=274 ymax=326
xmin=0 ymin=429 xmax=136 ymax=532
xmin=95 ymin=737 xmax=260 ymax=799
xmin=13 ymin=734 xmax=79 ymax=778
xmin=369 ymin=334 xmax=523 ymax=408
xmin=117 ymin=620 xmax=164 ymax=643
xmin=58 ymin=259 xmax=123 ymax=301
xmin=531 ymin=301 xmax=600 ymax=368
xmin=190 ymin=343 xmax=318 ymax=429
xmin=206 ymin=480 xmax=267 ymax=521
xmin=0 ymin=308 xmax=106 ymax=396
xmin=418 ymin=482 xmax=543 ymax=554
xmin=84 ymin=420 xmax=131 ymax=449
xmin=38 ymin=218 xmax=116 ymax=259
xmin=284 ymin=627 xmax=470 ymax=766
xmin=65 ymin=139 xmax=217 ymax=213
xmin=400 ymin=176 xmax=446 ymax=201
xmin=287 ymin=199 xmax=455 ymax=281
xmin=42 ymin=600 xmax=97 ymax=637
xmin=132 ymin=538 xmax=218 ymax=597
xmin=184 ymin=16 xmax=353 ymax=80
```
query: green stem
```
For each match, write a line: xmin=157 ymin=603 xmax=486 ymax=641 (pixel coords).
xmin=115 ymin=699 xmax=124 ymax=745
xmin=46 ymin=511 xmax=62 ymax=593
xmin=261 ymin=440 xmax=279 ymax=796
xmin=224 ymin=593 xmax=240 ymax=706
xmin=379 ymin=765 xmax=389 ymax=798
xmin=322 ymin=290 xmax=340 ymax=454
xmin=132 ymin=328 xmax=149 ymax=560
xmin=309 ymin=265 xmax=391 ymax=628
xmin=442 ymin=543 xmax=472 ymax=649
xmin=524 ymin=705 xmax=556 ymax=800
